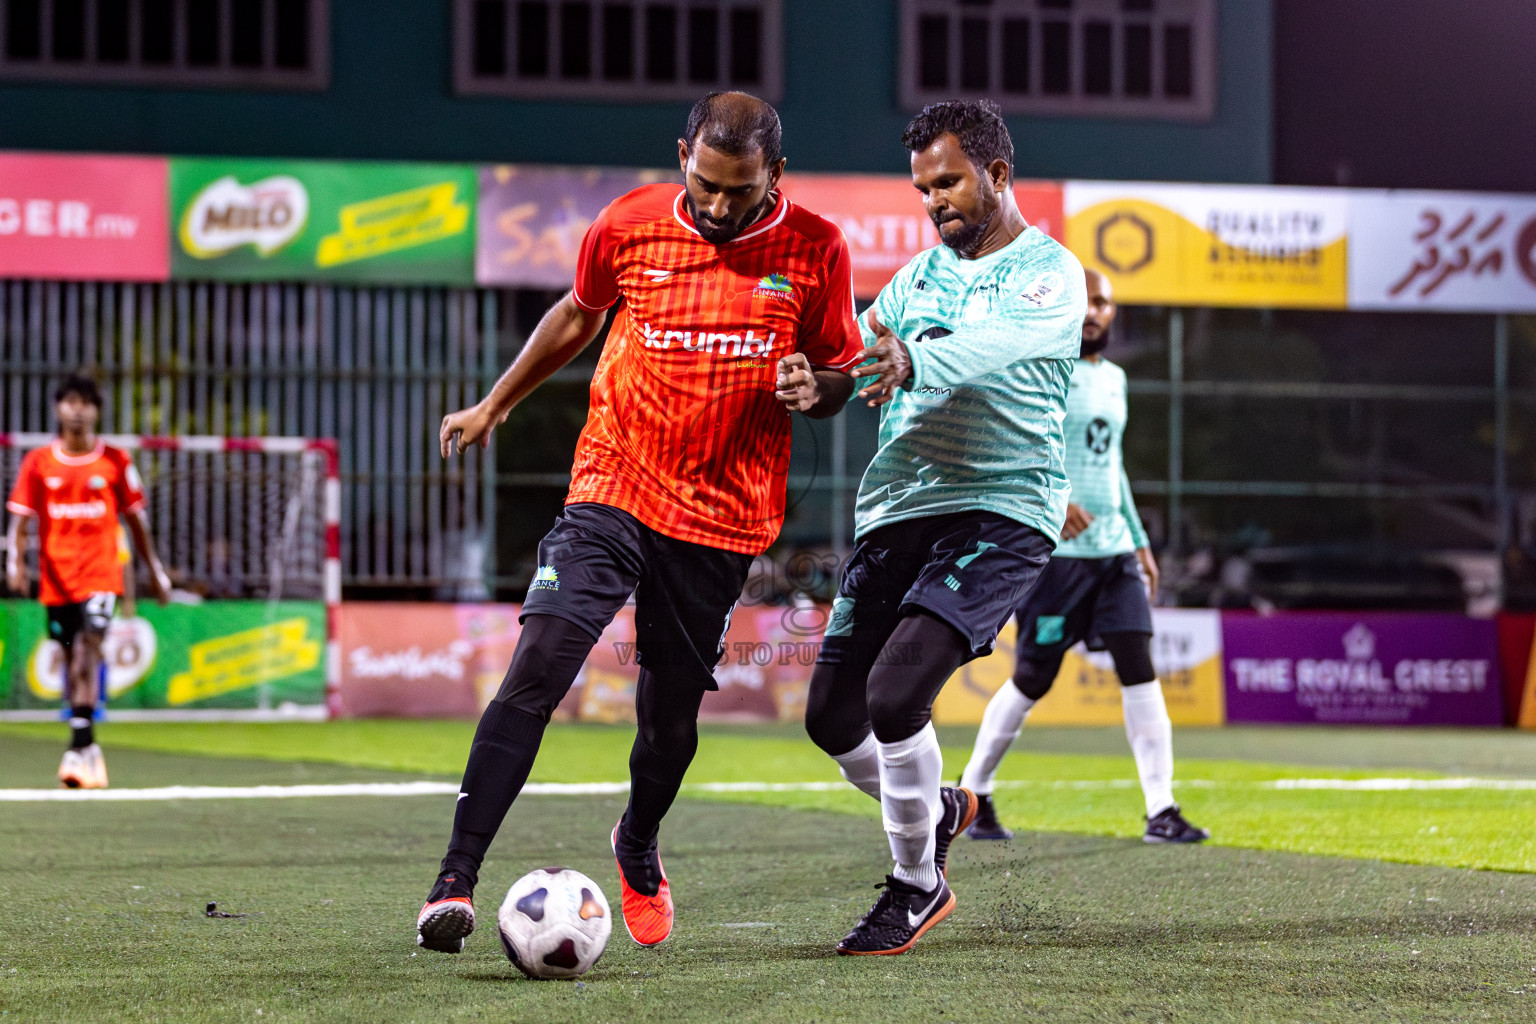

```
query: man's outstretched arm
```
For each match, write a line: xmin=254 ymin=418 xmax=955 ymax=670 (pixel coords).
xmin=125 ymin=509 xmax=172 ymax=605
xmin=441 ymin=292 xmax=609 ymax=457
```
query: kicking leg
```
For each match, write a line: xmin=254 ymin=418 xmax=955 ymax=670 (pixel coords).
xmin=418 ymin=615 xmax=597 ymax=953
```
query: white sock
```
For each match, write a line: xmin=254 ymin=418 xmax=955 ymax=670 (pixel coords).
xmin=877 ymin=723 xmax=943 ymax=893
xmin=959 ymin=683 xmax=1035 ymax=796
xmin=1122 ymin=681 xmax=1175 ymax=818
xmin=830 ymin=731 xmax=882 ymax=801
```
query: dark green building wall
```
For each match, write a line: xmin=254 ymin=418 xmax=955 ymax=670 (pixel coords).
xmin=0 ymin=0 xmax=1272 ymax=182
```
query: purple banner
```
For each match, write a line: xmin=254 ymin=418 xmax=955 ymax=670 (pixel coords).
xmin=475 ymin=164 xmax=682 ymax=288
xmin=1223 ymin=613 xmax=1504 ymax=726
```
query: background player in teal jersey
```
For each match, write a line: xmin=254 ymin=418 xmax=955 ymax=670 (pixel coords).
xmin=958 ymin=268 xmax=1210 ymax=845
xmin=803 ymin=100 xmax=1085 ymax=956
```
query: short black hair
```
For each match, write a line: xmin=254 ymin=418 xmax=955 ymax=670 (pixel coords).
xmin=685 ymin=92 xmax=783 ymax=167
xmin=54 ymin=373 xmax=103 ymax=409
xmin=901 ymin=99 xmax=1014 ymax=183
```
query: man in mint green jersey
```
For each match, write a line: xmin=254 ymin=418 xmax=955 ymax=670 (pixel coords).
xmin=958 ymin=268 xmax=1210 ymax=846
xmin=803 ymin=100 xmax=1085 ymax=956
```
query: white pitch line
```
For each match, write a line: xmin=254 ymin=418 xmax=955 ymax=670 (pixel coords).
xmin=2 ymin=776 xmax=1535 ymax=802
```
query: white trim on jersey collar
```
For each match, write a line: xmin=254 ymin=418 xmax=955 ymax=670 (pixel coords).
xmin=671 ymin=189 xmax=789 ymax=244
xmin=50 ymin=440 xmax=105 ymax=466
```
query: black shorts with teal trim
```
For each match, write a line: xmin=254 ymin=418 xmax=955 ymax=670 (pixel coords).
xmin=1014 ymin=552 xmax=1152 ymax=662
xmin=818 ymin=511 xmax=1053 ymax=665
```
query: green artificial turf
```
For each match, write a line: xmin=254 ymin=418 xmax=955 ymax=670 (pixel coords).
xmin=2 ymin=736 xmax=1536 ymax=1023
xmin=4 ymin=720 xmax=1534 ymax=872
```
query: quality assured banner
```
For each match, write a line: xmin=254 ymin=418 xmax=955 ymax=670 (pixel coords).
xmin=780 ymin=174 xmax=1063 ymax=300
xmin=0 ymin=152 xmax=169 ymax=281
xmin=1348 ymin=191 xmax=1536 ymax=312
xmin=1065 ymin=181 xmax=1350 ymax=309
xmin=1223 ymin=613 xmax=1503 ymax=726
xmin=0 ymin=600 xmax=325 ymax=710
xmin=476 ymin=164 xmax=682 ymax=289
xmin=171 ymin=158 xmax=476 ymax=285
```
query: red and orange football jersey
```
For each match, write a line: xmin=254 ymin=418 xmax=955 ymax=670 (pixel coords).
xmin=7 ymin=442 xmax=146 ymax=605
xmin=568 ymin=184 xmax=863 ymax=554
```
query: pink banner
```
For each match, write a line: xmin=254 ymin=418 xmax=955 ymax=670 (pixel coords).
xmin=0 ymin=153 xmax=169 ymax=281
xmin=337 ymin=601 xmax=829 ymax=722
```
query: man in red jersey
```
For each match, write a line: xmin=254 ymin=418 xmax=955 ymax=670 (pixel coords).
xmin=6 ymin=375 xmax=171 ymax=789
xmin=416 ymin=93 xmax=863 ymax=955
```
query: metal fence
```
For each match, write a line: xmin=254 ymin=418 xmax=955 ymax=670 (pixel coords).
xmin=1 ymin=279 xmax=496 ymax=596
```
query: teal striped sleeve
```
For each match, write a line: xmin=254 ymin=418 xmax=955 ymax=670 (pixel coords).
xmin=1119 ymin=466 xmax=1149 ymax=548
xmin=903 ymin=267 xmax=1083 ymax=392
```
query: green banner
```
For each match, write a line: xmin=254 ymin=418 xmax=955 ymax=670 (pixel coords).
xmin=169 ymin=158 xmax=476 ymax=285
xmin=0 ymin=600 xmax=326 ymax=711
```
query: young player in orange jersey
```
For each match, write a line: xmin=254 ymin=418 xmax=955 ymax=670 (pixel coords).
xmin=416 ymin=93 xmax=864 ymax=955
xmin=6 ymin=374 xmax=171 ymax=788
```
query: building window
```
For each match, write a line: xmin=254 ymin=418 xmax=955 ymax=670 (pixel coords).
xmin=900 ymin=0 xmax=1214 ymax=121
xmin=0 ymin=0 xmax=328 ymax=89
xmin=455 ymin=0 xmax=782 ymax=103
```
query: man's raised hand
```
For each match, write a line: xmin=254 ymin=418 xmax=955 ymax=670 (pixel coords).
xmin=850 ymin=310 xmax=914 ymax=407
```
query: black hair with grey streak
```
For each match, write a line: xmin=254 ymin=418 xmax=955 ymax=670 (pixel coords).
xmin=901 ymin=99 xmax=1014 ymax=183
xmin=685 ymin=92 xmax=783 ymax=167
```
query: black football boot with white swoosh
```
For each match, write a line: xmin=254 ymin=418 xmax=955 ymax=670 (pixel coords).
xmin=835 ymin=875 xmax=956 ymax=956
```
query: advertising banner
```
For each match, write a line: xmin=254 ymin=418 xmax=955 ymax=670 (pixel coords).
xmin=1065 ymin=182 xmax=1350 ymax=309
xmin=0 ymin=600 xmax=325 ymax=710
xmin=336 ymin=603 xmax=522 ymax=717
xmin=781 ymin=174 xmax=1063 ymax=300
xmin=0 ymin=153 xmax=169 ymax=281
xmin=930 ymin=609 xmax=1226 ymax=727
xmin=476 ymin=165 xmax=682 ymax=288
xmin=1223 ymin=613 xmax=1503 ymax=726
xmin=170 ymin=158 xmax=476 ymax=285
xmin=1347 ymin=191 xmax=1536 ymax=312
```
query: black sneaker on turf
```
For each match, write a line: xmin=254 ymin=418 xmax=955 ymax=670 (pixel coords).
xmin=965 ymin=793 xmax=1014 ymax=841
xmin=417 ymin=872 xmax=476 ymax=953
xmin=933 ymin=786 xmax=979 ymax=877
xmin=1144 ymin=804 xmax=1211 ymax=844
xmin=836 ymin=875 xmax=956 ymax=956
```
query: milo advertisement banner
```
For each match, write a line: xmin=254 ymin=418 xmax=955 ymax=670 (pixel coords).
xmin=171 ymin=158 xmax=475 ymax=285
xmin=0 ymin=600 xmax=326 ymax=711
xmin=1064 ymin=182 xmax=1350 ymax=309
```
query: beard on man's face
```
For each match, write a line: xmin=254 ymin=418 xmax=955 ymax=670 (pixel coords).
xmin=932 ymin=193 xmax=998 ymax=257
xmin=686 ymin=189 xmax=771 ymax=245
xmin=1080 ymin=330 xmax=1110 ymax=357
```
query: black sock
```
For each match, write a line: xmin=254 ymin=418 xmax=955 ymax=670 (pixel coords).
xmin=439 ymin=701 xmax=548 ymax=888
xmin=622 ymin=670 xmax=706 ymax=845
xmin=69 ymin=706 xmax=94 ymax=749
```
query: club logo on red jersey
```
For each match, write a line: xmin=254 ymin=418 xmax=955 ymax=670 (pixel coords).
xmin=753 ymin=273 xmax=794 ymax=300
xmin=639 ymin=322 xmax=778 ymax=356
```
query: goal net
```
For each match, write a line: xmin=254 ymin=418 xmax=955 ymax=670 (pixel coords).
xmin=0 ymin=434 xmax=341 ymax=717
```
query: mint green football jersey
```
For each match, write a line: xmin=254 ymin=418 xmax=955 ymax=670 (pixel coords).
xmin=1053 ymin=357 xmax=1150 ymax=559
xmin=854 ymin=225 xmax=1086 ymax=542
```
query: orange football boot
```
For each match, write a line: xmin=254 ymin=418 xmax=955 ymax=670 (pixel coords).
xmin=611 ymin=821 xmax=673 ymax=945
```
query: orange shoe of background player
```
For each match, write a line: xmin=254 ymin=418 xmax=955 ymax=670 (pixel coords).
xmin=610 ymin=821 xmax=673 ymax=946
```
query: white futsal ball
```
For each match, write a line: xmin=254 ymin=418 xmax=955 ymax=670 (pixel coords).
xmin=496 ymin=867 xmax=612 ymax=979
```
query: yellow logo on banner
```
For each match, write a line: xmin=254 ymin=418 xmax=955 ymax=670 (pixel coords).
xmin=166 ymin=618 xmax=320 ymax=705
xmin=315 ymin=182 xmax=470 ymax=268
xmin=932 ymin=611 xmax=1226 ymax=726
xmin=1064 ymin=186 xmax=1349 ymax=309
